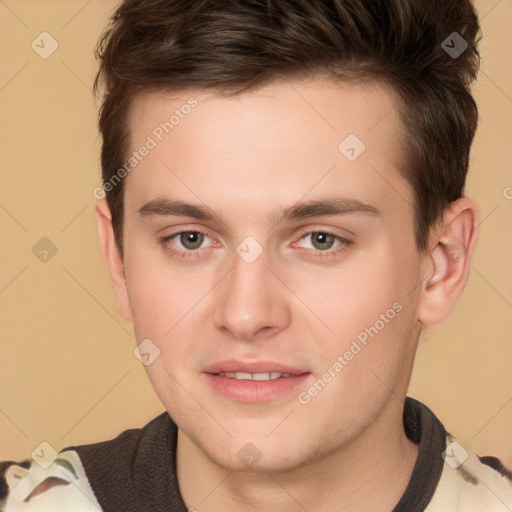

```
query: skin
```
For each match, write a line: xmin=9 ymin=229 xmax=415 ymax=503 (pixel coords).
xmin=96 ymin=78 xmax=479 ymax=512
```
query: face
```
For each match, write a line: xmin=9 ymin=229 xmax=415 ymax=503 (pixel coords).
xmin=112 ymin=79 xmax=428 ymax=471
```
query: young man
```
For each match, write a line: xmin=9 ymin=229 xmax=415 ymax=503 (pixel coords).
xmin=1 ymin=0 xmax=511 ymax=510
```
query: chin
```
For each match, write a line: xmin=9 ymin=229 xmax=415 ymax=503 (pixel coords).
xmin=195 ymin=429 xmax=326 ymax=475
xmin=212 ymin=447 xmax=307 ymax=474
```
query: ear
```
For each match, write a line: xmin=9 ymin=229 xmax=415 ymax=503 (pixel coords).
xmin=417 ymin=197 xmax=479 ymax=325
xmin=95 ymin=199 xmax=133 ymax=323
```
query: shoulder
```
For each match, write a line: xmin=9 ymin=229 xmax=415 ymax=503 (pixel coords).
xmin=0 ymin=449 xmax=101 ymax=511
xmin=0 ymin=412 xmax=172 ymax=512
xmin=427 ymin=433 xmax=512 ymax=512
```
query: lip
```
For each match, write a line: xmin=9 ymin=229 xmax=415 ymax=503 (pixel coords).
xmin=203 ymin=359 xmax=311 ymax=403
xmin=203 ymin=359 xmax=308 ymax=375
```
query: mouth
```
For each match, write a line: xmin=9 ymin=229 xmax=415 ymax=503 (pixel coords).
xmin=214 ymin=371 xmax=298 ymax=380
xmin=203 ymin=360 xmax=311 ymax=402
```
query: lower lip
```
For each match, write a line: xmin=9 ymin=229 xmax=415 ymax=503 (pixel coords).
xmin=204 ymin=373 xmax=311 ymax=403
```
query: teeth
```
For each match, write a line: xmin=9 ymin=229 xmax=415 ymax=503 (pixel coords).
xmin=217 ymin=372 xmax=294 ymax=380
xmin=252 ymin=372 xmax=270 ymax=381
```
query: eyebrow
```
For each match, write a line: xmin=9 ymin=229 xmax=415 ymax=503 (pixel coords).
xmin=138 ymin=195 xmax=380 ymax=224
xmin=276 ymin=196 xmax=380 ymax=223
xmin=138 ymin=198 xmax=225 ymax=224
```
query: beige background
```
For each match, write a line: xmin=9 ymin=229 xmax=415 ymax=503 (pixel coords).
xmin=1 ymin=0 xmax=511 ymax=466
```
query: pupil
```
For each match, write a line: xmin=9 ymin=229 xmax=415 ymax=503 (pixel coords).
xmin=313 ymin=232 xmax=333 ymax=250
xmin=181 ymin=232 xmax=203 ymax=249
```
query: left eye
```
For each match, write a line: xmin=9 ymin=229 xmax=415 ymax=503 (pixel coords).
xmin=298 ymin=231 xmax=346 ymax=251
xmin=171 ymin=231 xmax=211 ymax=250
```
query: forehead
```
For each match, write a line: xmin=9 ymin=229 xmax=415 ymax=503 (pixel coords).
xmin=129 ymin=78 xmax=402 ymax=153
xmin=124 ymin=78 xmax=411 ymax=223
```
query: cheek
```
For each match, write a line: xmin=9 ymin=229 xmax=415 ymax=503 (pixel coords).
xmin=297 ymin=301 xmax=418 ymax=423
xmin=123 ymin=247 xmax=207 ymax=336
xmin=123 ymin=251 xmax=214 ymax=384
xmin=298 ymin=244 xmax=419 ymax=370
xmin=289 ymin=251 xmax=403 ymax=331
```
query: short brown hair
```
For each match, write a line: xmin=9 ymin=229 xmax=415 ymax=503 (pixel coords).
xmin=94 ymin=0 xmax=481 ymax=257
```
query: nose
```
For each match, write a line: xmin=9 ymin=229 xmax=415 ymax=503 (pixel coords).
xmin=213 ymin=244 xmax=291 ymax=341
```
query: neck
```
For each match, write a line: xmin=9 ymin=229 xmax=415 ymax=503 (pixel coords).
xmin=176 ymin=397 xmax=419 ymax=512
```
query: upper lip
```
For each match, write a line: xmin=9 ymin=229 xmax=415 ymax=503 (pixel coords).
xmin=203 ymin=360 xmax=309 ymax=375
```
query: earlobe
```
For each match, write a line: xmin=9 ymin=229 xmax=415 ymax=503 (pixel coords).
xmin=418 ymin=198 xmax=479 ymax=325
xmin=95 ymin=199 xmax=133 ymax=324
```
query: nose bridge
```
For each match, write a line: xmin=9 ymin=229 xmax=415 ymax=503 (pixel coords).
xmin=213 ymin=239 xmax=290 ymax=340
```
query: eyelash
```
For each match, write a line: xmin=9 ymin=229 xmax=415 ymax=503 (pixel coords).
xmin=160 ymin=229 xmax=214 ymax=260
xmin=159 ymin=229 xmax=353 ymax=261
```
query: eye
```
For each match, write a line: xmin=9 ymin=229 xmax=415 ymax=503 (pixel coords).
xmin=174 ymin=231 xmax=208 ymax=250
xmin=301 ymin=232 xmax=339 ymax=251
xmin=292 ymin=230 xmax=353 ymax=258
xmin=160 ymin=230 xmax=216 ymax=258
